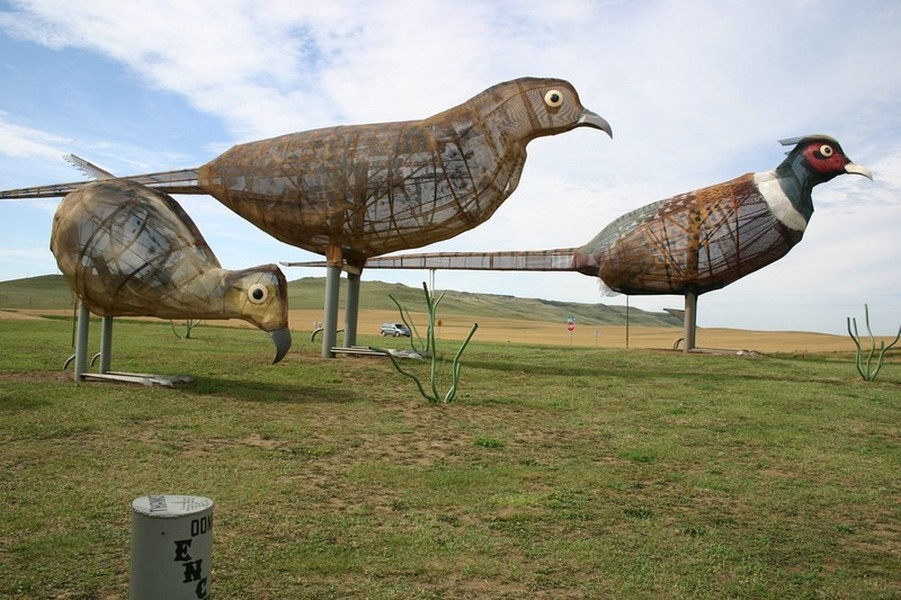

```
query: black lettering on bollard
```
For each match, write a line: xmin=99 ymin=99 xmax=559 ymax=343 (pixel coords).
xmin=190 ymin=515 xmax=212 ymax=536
xmin=182 ymin=558 xmax=203 ymax=583
xmin=195 ymin=576 xmax=208 ymax=599
xmin=148 ymin=495 xmax=168 ymax=513
xmin=174 ymin=539 xmax=193 ymax=562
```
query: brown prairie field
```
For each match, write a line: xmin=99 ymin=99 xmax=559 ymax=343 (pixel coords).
xmin=288 ymin=308 xmax=860 ymax=354
xmin=0 ymin=307 xmax=864 ymax=354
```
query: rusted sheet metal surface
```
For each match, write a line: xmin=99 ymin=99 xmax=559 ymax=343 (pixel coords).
xmin=574 ymin=173 xmax=804 ymax=295
xmin=51 ymin=180 xmax=289 ymax=332
xmin=3 ymin=77 xmax=611 ymax=271
xmin=196 ymin=77 xmax=610 ymax=264
xmin=573 ymin=136 xmax=871 ymax=295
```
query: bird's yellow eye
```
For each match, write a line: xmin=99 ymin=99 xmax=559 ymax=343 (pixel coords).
xmin=247 ymin=283 xmax=269 ymax=304
xmin=819 ymin=144 xmax=834 ymax=157
xmin=544 ymin=90 xmax=563 ymax=108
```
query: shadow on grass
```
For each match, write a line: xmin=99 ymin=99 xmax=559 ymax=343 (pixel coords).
xmin=183 ymin=375 xmax=365 ymax=405
xmin=464 ymin=355 xmax=885 ymax=386
xmin=0 ymin=394 xmax=53 ymax=414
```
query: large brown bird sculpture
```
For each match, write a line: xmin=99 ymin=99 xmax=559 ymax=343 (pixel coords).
xmin=52 ymin=179 xmax=291 ymax=381
xmin=3 ymin=77 xmax=611 ymax=263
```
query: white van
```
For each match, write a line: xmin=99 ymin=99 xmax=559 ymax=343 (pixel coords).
xmin=380 ymin=323 xmax=411 ymax=337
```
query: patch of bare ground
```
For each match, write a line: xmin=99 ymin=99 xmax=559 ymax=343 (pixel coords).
xmin=178 ymin=432 xmax=284 ymax=460
xmin=0 ymin=370 xmax=70 ymax=383
xmin=0 ymin=309 xmax=46 ymax=320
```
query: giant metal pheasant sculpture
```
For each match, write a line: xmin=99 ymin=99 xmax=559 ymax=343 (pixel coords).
xmin=327 ymin=135 xmax=871 ymax=350
xmin=2 ymin=77 xmax=612 ymax=356
xmin=52 ymin=179 xmax=291 ymax=382
xmin=573 ymin=134 xmax=872 ymax=294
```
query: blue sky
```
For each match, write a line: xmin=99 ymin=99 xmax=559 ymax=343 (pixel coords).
xmin=1 ymin=0 xmax=899 ymax=335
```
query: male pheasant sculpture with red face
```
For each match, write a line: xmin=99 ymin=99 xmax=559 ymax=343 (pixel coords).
xmin=572 ymin=135 xmax=872 ymax=294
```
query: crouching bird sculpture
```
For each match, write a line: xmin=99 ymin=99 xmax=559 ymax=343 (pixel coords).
xmin=51 ymin=179 xmax=291 ymax=384
xmin=1 ymin=77 xmax=612 ymax=357
xmin=344 ymin=135 xmax=872 ymax=351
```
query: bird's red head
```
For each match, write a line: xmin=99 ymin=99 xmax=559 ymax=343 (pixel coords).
xmin=779 ymin=135 xmax=873 ymax=184
xmin=801 ymin=139 xmax=856 ymax=176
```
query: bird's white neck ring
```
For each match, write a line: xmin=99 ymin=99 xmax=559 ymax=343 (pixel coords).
xmin=754 ymin=171 xmax=808 ymax=232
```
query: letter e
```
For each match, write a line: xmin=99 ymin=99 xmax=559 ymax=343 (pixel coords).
xmin=174 ymin=539 xmax=192 ymax=562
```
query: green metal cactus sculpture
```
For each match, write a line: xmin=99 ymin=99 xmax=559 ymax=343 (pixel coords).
xmin=847 ymin=304 xmax=900 ymax=381
xmin=377 ymin=283 xmax=478 ymax=404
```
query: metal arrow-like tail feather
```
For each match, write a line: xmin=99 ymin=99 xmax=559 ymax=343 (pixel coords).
xmin=0 ymin=166 xmax=204 ymax=199
xmin=64 ymin=154 xmax=116 ymax=180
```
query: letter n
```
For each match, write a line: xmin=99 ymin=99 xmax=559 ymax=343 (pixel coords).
xmin=182 ymin=559 xmax=203 ymax=583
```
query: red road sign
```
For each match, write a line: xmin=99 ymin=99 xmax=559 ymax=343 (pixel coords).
xmin=567 ymin=321 xmax=575 ymax=332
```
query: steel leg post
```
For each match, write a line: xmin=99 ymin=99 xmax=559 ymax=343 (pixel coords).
xmin=684 ymin=292 xmax=698 ymax=352
xmin=344 ymin=271 xmax=360 ymax=347
xmin=74 ymin=302 xmax=90 ymax=382
xmin=99 ymin=316 xmax=113 ymax=373
xmin=322 ymin=265 xmax=340 ymax=358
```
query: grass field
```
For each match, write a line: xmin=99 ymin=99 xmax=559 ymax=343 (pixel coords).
xmin=1 ymin=316 xmax=899 ymax=599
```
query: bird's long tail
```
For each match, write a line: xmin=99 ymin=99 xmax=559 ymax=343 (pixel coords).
xmin=0 ymin=165 xmax=204 ymax=199
xmin=283 ymin=248 xmax=582 ymax=272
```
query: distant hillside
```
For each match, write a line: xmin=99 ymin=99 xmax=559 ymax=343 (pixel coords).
xmin=287 ymin=277 xmax=680 ymax=327
xmin=0 ymin=274 xmax=77 ymax=310
xmin=0 ymin=274 xmax=681 ymax=328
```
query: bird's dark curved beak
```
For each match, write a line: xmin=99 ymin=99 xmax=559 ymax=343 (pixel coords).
xmin=270 ymin=327 xmax=292 ymax=364
xmin=845 ymin=162 xmax=873 ymax=180
xmin=578 ymin=110 xmax=613 ymax=138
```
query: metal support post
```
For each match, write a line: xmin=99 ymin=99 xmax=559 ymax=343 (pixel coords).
xmin=321 ymin=265 xmax=340 ymax=358
xmin=344 ymin=271 xmax=360 ymax=347
xmin=99 ymin=316 xmax=113 ymax=373
xmin=683 ymin=292 xmax=698 ymax=352
xmin=74 ymin=302 xmax=90 ymax=382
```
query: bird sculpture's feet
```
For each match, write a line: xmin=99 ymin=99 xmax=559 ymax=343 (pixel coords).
xmin=63 ymin=354 xmax=193 ymax=386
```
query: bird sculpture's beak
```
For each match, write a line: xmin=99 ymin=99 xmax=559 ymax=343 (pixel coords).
xmin=845 ymin=162 xmax=873 ymax=180
xmin=270 ymin=327 xmax=292 ymax=364
xmin=577 ymin=110 xmax=613 ymax=138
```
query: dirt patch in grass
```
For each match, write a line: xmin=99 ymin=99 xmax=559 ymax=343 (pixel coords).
xmin=0 ymin=370 xmax=70 ymax=383
xmin=0 ymin=309 xmax=46 ymax=320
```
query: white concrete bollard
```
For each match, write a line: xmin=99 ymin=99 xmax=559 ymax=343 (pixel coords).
xmin=131 ymin=495 xmax=214 ymax=600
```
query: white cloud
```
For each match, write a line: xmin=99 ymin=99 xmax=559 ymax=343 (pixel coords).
xmin=0 ymin=113 xmax=72 ymax=160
